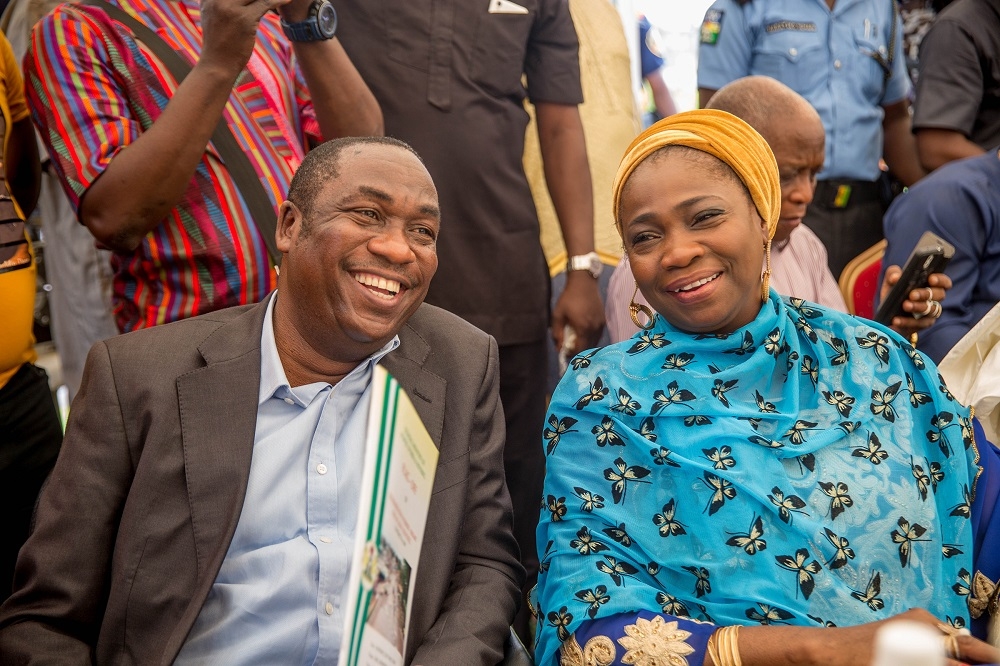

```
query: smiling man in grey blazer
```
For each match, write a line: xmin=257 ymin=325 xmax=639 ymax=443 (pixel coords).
xmin=0 ymin=136 xmax=523 ymax=665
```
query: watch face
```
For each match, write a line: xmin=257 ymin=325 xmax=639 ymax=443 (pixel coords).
xmin=317 ymin=2 xmax=337 ymax=37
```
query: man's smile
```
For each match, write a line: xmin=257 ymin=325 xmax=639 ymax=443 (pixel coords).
xmin=353 ymin=272 xmax=402 ymax=299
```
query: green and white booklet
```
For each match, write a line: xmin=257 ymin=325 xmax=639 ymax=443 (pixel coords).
xmin=339 ymin=366 xmax=439 ymax=666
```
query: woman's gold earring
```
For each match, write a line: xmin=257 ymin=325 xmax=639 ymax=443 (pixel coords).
xmin=761 ymin=239 xmax=772 ymax=303
xmin=629 ymin=282 xmax=655 ymax=330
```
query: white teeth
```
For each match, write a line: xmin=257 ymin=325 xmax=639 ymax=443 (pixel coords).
xmin=355 ymin=273 xmax=400 ymax=298
xmin=673 ymin=273 xmax=720 ymax=292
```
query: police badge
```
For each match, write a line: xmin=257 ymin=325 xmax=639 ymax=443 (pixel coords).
xmin=701 ymin=9 xmax=724 ymax=45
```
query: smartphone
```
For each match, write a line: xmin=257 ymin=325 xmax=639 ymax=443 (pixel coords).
xmin=873 ymin=230 xmax=955 ymax=325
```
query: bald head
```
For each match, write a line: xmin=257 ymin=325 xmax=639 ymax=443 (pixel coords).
xmin=706 ymin=76 xmax=826 ymax=245
xmin=705 ymin=76 xmax=823 ymax=146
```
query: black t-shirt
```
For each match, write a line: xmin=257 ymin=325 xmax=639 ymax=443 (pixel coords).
xmin=913 ymin=0 xmax=1000 ymax=150
xmin=336 ymin=0 xmax=583 ymax=345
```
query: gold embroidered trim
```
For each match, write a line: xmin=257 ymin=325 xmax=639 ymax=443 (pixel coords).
xmin=973 ymin=569 xmax=1000 ymax=618
xmin=560 ymin=633 xmax=617 ymax=666
xmin=968 ymin=406 xmax=984 ymax=506
xmin=617 ymin=616 xmax=696 ymax=666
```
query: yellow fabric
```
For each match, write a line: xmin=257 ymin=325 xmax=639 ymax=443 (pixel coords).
xmin=611 ymin=108 xmax=781 ymax=240
xmin=523 ymin=0 xmax=641 ymax=275
xmin=0 ymin=29 xmax=37 ymax=389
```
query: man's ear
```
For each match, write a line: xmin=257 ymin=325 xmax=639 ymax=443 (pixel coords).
xmin=276 ymin=201 xmax=300 ymax=253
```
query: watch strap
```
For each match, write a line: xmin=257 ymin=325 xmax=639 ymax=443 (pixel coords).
xmin=280 ymin=0 xmax=337 ymax=42
xmin=281 ymin=18 xmax=323 ymax=42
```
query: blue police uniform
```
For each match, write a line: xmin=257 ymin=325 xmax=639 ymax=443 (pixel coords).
xmin=698 ymin=0 xmax=912 ymax=276
xmin=698 ymin=0 xmax=909 ymax=181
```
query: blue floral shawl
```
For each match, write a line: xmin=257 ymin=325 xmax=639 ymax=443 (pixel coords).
xmin=534 ymin=291 xmax=978 ymax=665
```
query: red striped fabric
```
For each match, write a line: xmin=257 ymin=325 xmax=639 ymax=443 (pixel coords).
xmin=25 ymin=0 xmax=320 ymax=331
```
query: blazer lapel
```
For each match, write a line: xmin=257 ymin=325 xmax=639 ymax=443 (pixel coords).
xmin=380 ymin=315 xmax=450 ymax=662
xmin=381 ymin=319 xmax=446 ymax=448
xmin=161 ymin=300 xmax=268 ymax=660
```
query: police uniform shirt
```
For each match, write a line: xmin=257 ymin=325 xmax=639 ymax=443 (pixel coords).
xmin=697 ymin=0 xmax=911 ymax=182
xmin=913 ymin=0 xmax=1000 ymax=151
xmin=335 ymin=0 xmax=583 ymax=346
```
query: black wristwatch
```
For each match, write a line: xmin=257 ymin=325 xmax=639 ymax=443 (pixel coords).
xmin=280 ymin=0 xmax=338 ymax=42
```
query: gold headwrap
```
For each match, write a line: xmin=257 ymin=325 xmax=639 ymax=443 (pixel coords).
xmin=612 ymin=109 xmax=782 ymax=301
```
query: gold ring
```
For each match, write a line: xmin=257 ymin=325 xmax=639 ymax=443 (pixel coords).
xmin=926 ymin=287 xmax=934 ymax=302
xmin=943 ymin=634 xmax=960 ymax=660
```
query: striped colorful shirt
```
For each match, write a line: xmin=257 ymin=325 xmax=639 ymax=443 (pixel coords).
xmin=25 ymin=0 xmax=320 ymax=331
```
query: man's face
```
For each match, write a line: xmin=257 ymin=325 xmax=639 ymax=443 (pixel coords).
xmin=767 ymin=116 xmax=825 ymax=245
xmin=277 ymin=144 xmax=440 ymax=362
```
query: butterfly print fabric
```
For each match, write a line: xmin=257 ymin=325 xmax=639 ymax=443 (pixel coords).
xmin=534 ymin=291 xmax=977 ymax=665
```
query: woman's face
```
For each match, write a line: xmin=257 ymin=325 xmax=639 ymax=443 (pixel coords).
xmin=620 ymin=149 xmax=769 ymax=335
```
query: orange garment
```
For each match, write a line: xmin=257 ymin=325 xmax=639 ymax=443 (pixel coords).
xmin=0 ymin=29 xmax=37 ymax=389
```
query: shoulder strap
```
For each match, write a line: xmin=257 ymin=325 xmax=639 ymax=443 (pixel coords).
xmin=886 ymin=0 xmax=898 ymax=88
xmin=80 ymin=0 xmax=281 ymax=266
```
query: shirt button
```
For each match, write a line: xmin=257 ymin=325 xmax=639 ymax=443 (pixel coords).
xmin=283 ymin=397 xmax=294 ymax=405
xmin=325 ymin=602 xmax=334 ymax=615
xmin=320 ymin=536 xmax=332 ymax=543
xmin=317 ymin=463 xmax=328 ymax=475
xmin=788 ymin=47 xmax=798 ymax=57
xmin=834 ymin=59 xmax=842 ymax=69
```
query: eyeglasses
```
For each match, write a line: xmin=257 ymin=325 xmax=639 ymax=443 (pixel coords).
xmin=0 ymin=218 xmax=31 ymax=274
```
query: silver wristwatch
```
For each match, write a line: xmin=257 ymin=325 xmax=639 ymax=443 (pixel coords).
xmin=567 ymin=251 xmax=603 ymax=279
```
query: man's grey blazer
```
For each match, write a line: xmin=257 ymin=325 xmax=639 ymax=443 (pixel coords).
xmin=0 ymin=298 xmax=524 ymax=664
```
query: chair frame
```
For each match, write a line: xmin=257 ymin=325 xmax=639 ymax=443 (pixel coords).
xmin=838 ymin=239 xmax=887 ymax=318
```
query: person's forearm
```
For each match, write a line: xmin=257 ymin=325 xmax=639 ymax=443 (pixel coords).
xmin=535 ymin=102 xmax=594 ymax=257
xmin=536 ymin=102 xmax=605 ymax=350
xmin=80 ymin=61 xmax=241 ymax=253
xmin=292 ymin=39 xmax=383 ymax=139
xmin=647 ymin=71 xmax=677 ymax=118
xmin=915 ymin=128 xmax=986 ymax=172
xmin=882 ymin=101 xmax=926 ymax=187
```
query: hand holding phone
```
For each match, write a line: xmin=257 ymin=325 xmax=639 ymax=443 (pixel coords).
xmin=874 ymin=231 xmax=955 ymax=325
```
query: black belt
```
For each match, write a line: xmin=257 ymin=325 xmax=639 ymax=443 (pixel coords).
xmin=813 ymin=179 xmax=882 ymax=209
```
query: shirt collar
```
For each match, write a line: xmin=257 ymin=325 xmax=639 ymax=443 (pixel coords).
xmin=258 ymin=292 xmax=400 ymax=407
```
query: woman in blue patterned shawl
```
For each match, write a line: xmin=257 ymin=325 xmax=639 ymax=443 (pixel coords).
xmin=534 ymin=109 xmax=1000 ymax=666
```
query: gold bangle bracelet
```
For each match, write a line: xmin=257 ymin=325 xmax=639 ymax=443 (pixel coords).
xmin=706 ymin=625 xmax=742 ymax=666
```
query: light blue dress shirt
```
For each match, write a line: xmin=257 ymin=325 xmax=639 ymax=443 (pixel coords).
xmin=175 ymin=293 xmax=399 ymax=665
xmin=697 ymin=0 xmax=910 ymax=181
